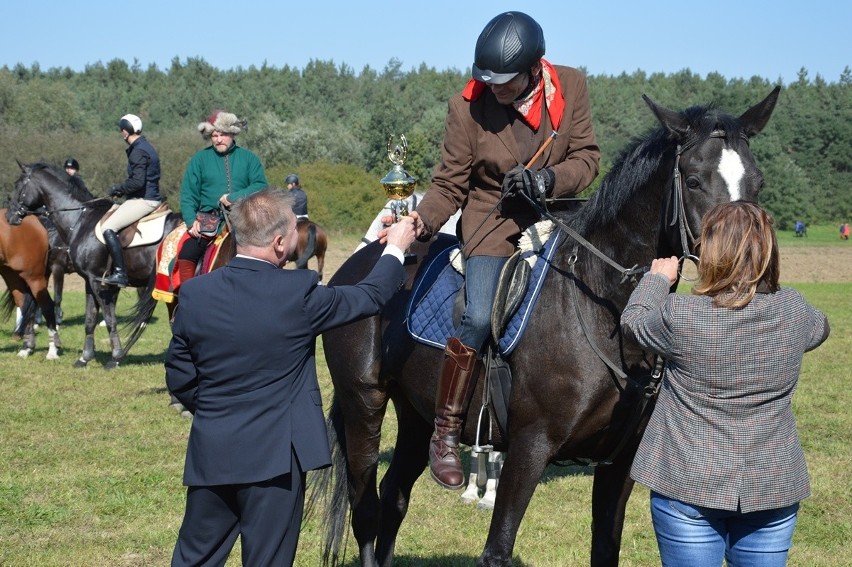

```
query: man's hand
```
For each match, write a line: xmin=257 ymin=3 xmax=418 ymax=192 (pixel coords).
xmin=378 ymin=211 xmax=424 ymax=244
xmin=109 ymin=184 xmax=125 ymax=198
xmin=188 ymin=219 xmax=201 ymax=239
xmin=218 ymin=194 xmax=232 ymax=209
xmin=384 ymin=216 xmax=417 ymax=251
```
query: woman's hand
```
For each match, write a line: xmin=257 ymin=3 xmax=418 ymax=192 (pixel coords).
xmin=650 ymin=256 xmax=679 ymax=285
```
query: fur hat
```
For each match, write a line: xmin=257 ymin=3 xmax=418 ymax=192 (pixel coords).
xmin=197 ymin=110 xmax=247 ymax=137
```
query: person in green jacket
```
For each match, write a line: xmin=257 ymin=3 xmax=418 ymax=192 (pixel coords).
xmin=177 ymin=110 xmax=268 ymax=283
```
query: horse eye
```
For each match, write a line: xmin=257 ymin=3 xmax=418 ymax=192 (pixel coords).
xmin=685 ymin=176 xmax=701 ymax=190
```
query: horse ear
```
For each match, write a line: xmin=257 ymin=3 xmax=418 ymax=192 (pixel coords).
xmin=738 ymin=86 xmax=781 ymax=138
xmin=642 ymin=94 xmax=690 ymax=140
xmin=16 ymin=159 xmax=26 ymax=172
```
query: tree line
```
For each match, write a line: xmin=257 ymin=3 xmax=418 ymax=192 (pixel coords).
xmin=0 ymin=57 xmax=849 ymax=231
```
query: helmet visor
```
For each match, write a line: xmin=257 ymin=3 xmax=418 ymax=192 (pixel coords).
xmin=471 ymin=64 xmax=519 ymax=85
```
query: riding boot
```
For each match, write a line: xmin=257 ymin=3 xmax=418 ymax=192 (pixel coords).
xmin=429 ymin=337 xmax=477 ymax=490
xmin=97 ymin=229 xmax=128 ymax=288
xmin=176 ymin=259 xmax=197 ymax=284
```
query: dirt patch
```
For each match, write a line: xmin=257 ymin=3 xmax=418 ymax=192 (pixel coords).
xmin=60 ymin=244 xmax=852 ymax=293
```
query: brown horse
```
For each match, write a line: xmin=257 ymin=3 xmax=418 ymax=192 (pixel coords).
xmin=0 ymin=209 xmax=60 ymax=359
xmin=291 ymin=219 xmax=328 ymax=281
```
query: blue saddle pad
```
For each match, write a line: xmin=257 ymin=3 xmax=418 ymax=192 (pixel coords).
xmin=407 ymin=230 xmax=562 ymax=356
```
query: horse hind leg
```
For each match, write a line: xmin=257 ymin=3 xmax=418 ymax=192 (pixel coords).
xmin=375 ymin=395 xmax=433 ymax=567
xmin=590 ymin=450 xmax=637 ymax=567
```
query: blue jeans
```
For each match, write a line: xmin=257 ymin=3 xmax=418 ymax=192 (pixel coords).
xmin=455 ymin=255 xmax=508 ymax=352
xmin=650 ymin=491 xmax=799 ymax=567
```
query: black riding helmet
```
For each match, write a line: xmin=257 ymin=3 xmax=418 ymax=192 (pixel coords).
xmin=472 ymin=12 xmax=545 ymax=85
xmin=285 ymin=174 xmax=299 ymax=185
xmin=64 ymin=158 xmax=79 ymax=170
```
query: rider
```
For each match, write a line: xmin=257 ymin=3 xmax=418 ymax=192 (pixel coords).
xmin=386 ymin=11 xmax=601 ymax=489
xmin=285 ymin=173 xmax=309 ymax=220
xmin=63 ymin=158 xmax=80 ymax=178
xmin=98 ymin=114 xmax=163 ymax=288
xmin=176 ymin=110 xmax=268 ymax=283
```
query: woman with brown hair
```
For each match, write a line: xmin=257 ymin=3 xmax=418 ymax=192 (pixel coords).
xmin=621 ymin=200 xmax=830 ymax=566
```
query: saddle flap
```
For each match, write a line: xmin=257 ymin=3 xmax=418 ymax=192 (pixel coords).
xmin=491 ymin=250 xmax=530 ymax=343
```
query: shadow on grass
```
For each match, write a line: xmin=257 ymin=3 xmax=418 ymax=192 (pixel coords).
xmin=338 ymin=554 xmax=535 ymax=566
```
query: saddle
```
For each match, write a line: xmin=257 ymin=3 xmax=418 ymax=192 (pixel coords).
xmin=152 ymin=225 xmax=231 ymax=303
xmin=95 ymin=202 xmax=172 ymax=248
xmin=407 ymin=221 xmax=560 ymax=436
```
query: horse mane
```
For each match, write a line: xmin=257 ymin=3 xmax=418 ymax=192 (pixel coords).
xmin=29 ymin=162 xmax=96 ymax=201
xmin=571 ymin=102 xmax=748 ymax=232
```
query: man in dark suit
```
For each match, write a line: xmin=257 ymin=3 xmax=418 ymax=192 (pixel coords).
xmin=166 ymin=187 xmax=415 ymax=566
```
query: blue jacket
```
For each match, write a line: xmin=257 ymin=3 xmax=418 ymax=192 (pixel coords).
xmin=165 ymin=254 xmax=406 ymax=486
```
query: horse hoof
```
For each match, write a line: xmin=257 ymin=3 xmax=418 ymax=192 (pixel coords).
xmin=168 ymin=402 xmax=186 ymax=413
xmin=180 ymin=410 xmax=193 ymax=419
xmin=477 ymin=496 xmax=496 ymax=511
xmin=46 ymin=352 xmax=60 ymax=361
xmin=74 ymin=359 xmax=89 ymax=368
xmin=460 ymin=485 xmax=480 ymax=504
xmin=17 ymin=349 xmax=32 ymax=359
xmin=104 ymin=360 xmax=120 ymax=370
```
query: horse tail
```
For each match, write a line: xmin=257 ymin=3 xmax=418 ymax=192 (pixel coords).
xmin=309 ymin=394 xmax=351 ymax=567
xmin=0 ymin=289 xmax=24 ymax=323
xmin=296 ymin=224 xmax=317 ymax=269
xmin=119 ymin=271 xmax=158 ymax=357
xmin=8 ymin=289 xmax=37 ymax=336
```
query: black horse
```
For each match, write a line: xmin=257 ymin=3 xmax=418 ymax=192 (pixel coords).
xmin=5 ymin=162 xmax=183 ymax=368
xmin=316 ymin=87 xmax=781 ymax=567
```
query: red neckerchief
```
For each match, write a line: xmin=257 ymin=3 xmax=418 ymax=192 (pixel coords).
xmin=461 ymin=58 xmax=564 ymax=132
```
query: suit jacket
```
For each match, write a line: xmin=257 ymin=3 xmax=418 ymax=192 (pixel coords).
xmin=166 ymin=254 xmax=405 ymax=486
xmin=621 ymin=273 xmax=830 ymax=512
xmin=414 ymin=65 xmax=600 ymax=258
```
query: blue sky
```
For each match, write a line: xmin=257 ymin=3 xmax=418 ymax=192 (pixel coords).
xmin=6 ymin=1 xmax=849 ymax=85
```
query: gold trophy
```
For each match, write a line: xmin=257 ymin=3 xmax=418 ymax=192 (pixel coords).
xmin=380 ymin=134 xmax=417 ymax=262
xmin=381 ymin=134 xmax=417 ymax=221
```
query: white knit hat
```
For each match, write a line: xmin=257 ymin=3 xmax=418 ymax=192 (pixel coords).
xmin=197 ymin=110 xmax=247 ymax=136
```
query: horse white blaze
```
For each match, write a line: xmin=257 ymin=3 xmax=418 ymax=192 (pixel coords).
xmin=718 ymin=148 xmax=745 ymax=201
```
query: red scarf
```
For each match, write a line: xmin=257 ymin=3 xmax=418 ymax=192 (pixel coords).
xmin=462 ymin=58 xmax=564 ymax=132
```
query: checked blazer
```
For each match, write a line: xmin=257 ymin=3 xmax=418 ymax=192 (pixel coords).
xmin=621 ymin=273 xmax=829 ymax=513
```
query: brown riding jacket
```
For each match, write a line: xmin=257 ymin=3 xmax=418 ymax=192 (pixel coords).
xmin=414 ymin=65 xmax=600 ymax=258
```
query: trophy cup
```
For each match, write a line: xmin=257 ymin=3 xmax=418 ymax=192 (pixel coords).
xmin=380 ymin=134 xmax=417 ymax=262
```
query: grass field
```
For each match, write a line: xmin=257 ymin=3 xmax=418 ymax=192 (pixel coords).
xmin=0 ymin=231 xmax=850 ymax=566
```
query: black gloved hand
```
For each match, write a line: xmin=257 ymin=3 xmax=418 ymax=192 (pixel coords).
xmin=501 ymin=164 xmax=527 ymax=197
xmin=519 ymin=168 xmax=555 ymax=207
xmin=109 ymin=184 xmax=125 ymax=198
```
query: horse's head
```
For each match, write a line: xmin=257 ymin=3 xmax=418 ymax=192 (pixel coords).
xmin=6 ymin=161 xmax=47 ymax=225
xmin=645 ymin=86 xmax=780 ymax=258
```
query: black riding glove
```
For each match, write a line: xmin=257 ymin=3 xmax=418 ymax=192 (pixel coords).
xmin=521 ymin=168 xmax=555 ymax=204
xmin=109 ymin=184 xmax=125 ymax=198
xmin=501 ymin=164 xmax=527 ymax=197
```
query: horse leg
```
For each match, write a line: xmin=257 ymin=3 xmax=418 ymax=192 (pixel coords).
xmin=375 ymin=395 xmax=432 ymax=567
xmin=31 ymin=283 xmax=60 ymax=360
xmin=74 ymin=285 xmax=101 ymax=367
xmin=98 ymin=288 xmax=123 ymax=369
xmin=316 ymin=253 xmax=325 ymax=282
xmin=336 ymin=388 xmax=390 ymax=567
xmin=478 ymin=451 xmax=503 ymax=511
xmin=478 ymin=435 xmax=552 ymax=567
xmin=461 ymin=450 xmax=486 ymax=504
xmin=590 ymin=451 xmax=637 ymax=567
xmin=53 ymin=270 xmax=64 ymax=326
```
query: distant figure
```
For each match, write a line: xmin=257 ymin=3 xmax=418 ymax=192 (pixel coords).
xmin=794 ymin=220 xmax=806 ymax=237
xmin=63 ymin=158 xmax=80 ymax=177
xmin=285 ymin=174 xmax=309 ymax=219
xmin=355 ymin=191 xmax=460 ymax=251
xmin=841 ymin=223 xmax=849 ymax=240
